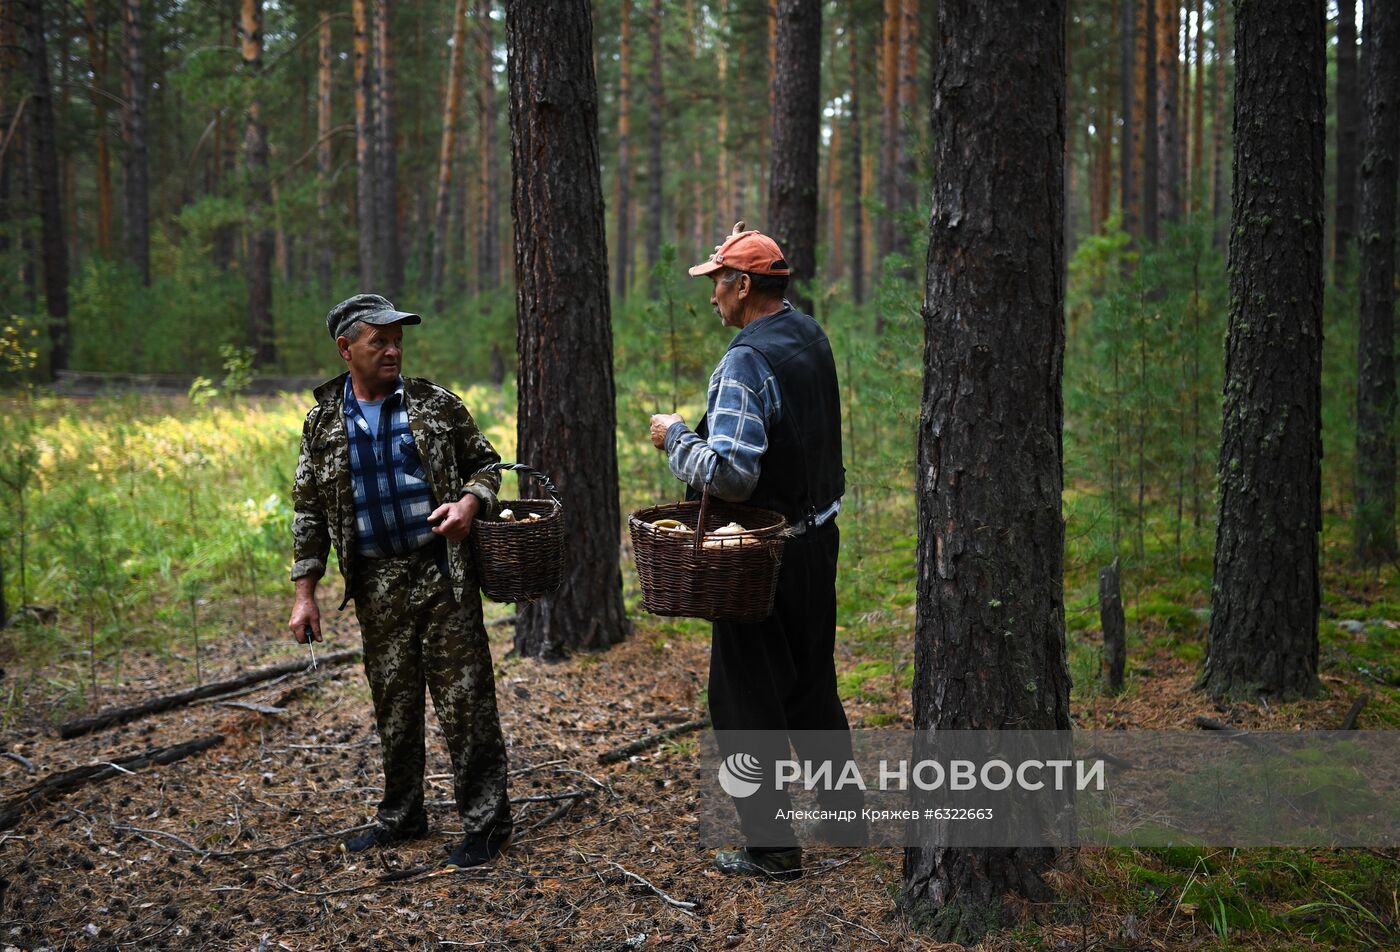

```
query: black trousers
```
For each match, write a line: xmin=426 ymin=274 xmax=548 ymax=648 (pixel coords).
xmin=709 ymin=520 xmax=861 ymax=847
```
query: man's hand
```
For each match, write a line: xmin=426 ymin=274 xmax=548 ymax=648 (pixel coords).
xmin=650 ymin=413 xmax=684 ymax=449
xmin=290 ymin=577 xmax=322 ymax=643
xmin=429 ymin=492 xmax=481 ymax=543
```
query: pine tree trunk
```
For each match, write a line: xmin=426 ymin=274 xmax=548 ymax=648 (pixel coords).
xmin=848 ymin=2 xmax=865 ymax=304
xmin=1201 ymin=0 xmax=1324 ymax=702
xmin=121 ymin=0 xmax=148 ymax=284
xmin=431 ymin=0 xmax=468 ymax=299
xmin=25 ymin=0 xmax=69 ymax=374
xmin=893 ymin=0 xmax=918 ymax=259
xmin=1335 ymin=0 xmax=1360 ymax=281
xmin=878 ymin=0 xmax=898 ymax=269
xmin=763 ymin=0 xmax=775 ymax=205
xmin=353 ymin=0 xmax=376 ymax=288
xmin=1066 ymin=18 xmax=1079 ymax=261
xmin=476 ymin=0 xmax=500 ymax=293
xmin=768 ymin=0 xmax=821 ymax=315
xmin=716 ymin=0 xmax=732 ymax=229
xmin=826 ymin=87 xmax=843 ymax=281
xmin=1121 ymin=0 xmax=1137 ymax=237
xmin=1354 ymin=0 xmax=1398 ymax=564
xmin=506 ymin=0 xmax=629 ymax=658
xmin=374 ymin=0 xmax=402 ymax=299
xmin=1155 ymin=0 xmax=1179 ymax=226
xmin=241 ymin=0 xmax=274 ymax=368
xmin=1211 ymin=0 xmax=1227 ymax=248
xmin=212 ymin=12 xmax=238 ymax=270
xmin=1178 ymin=2 xmax=1189 ymax=216
xmin=687 ymin=0 xmax=705 ymax=260
xmin=1191 ymin=0 xmax=1204 ymax=214
xmin=645 ymin=0 xmax=663 ymax=295
xmin=615 ymin=0 xmax=632 ymax=300
xmin=1096 ymin=6 xmax=1115 ymax=234
xmin=1143 ymin=0 xmax=1159 ymax=242
xmin=85 ymin=0 xmax=113 ymax=255
xmin=904 ymin=0 xmax=1071 ymax=941
xmin=316 ymin=10 xmax=333 ymax=293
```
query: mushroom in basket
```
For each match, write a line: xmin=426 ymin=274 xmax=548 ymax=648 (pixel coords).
xmin=651 ymin=518 xmax=692 ymax=534
xmin=703 ymin=521 xmax=754 ymax=549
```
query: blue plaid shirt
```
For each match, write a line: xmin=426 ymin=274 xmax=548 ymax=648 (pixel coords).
xmin=343 ymin=376 xmax=439 ymax=557
xmin=664 ymin=316 xmax=841 ymax=530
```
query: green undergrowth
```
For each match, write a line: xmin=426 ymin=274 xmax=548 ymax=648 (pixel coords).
xmin=1094 ymin=847 xmax=1400 ymax=949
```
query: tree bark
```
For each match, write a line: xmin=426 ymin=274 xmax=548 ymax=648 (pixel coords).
xmin=506 ymin=0 xmax=629 ymax=658
xmin=85 ymin=0 xmax=113 ymax=256
xmin=848 ymin=2 xmax=864 ymax=303
xmin=825 ymin=33 xmax=843 ymax=284
xmin=1354 ymin=0 xmax=1398 ymax=564
xmin=645 ymin=0 xmax=663 ymax=295
xmin=878 ymin=0 xmax=898 ymax=270
xmin=374 ymin=0 xmax=402 ymax=299
xmin=1155 ymin=0 xmax=1179 ymax=226
xmin=476 ymin=0 xmax=500 ymax=293
xmin=1335 ymin=0 xmax=1361 ymax=280
xmin=1143 ymin=0 xmax=1159 ymax=242
xmin=893 ymin=0 xmax=918 ymax=259
xmin=316 ymin=10 xmax=333 ymax=293
xmin=352 ymin=0 xmax=376 ymax=288
xmin=767 ymin=0 xmax=821 ymax=315
xmin=1191 ymin=0 xmax=1204 ymax=214
xmin=1121 ymin=0 xmax=1136 ymax=237
xmin=614 ymin=0 xmax=632 ymax=300
xmin=121 ymin=0 xmax=148 ymax=285
xmin=24 ymin=0 xmax=69 ymax=375
xmin=1201 ymin=0 xmax=1324 ymax=702
xmin=1210 ymin=0 xmax=1228 ymax=248
xmin=241 ymin=0 xmax=274 ymax=368
xmin=431 ymin=0 xmax=468 ymax=300
xmin=903 ymin=0 xmax=1071 ymax=942
xmin=687 ymin=0 xmax=705 ymax=259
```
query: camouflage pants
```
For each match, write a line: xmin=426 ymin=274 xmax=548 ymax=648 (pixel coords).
xmin=354 ymin=543 xmax=509 ymax=835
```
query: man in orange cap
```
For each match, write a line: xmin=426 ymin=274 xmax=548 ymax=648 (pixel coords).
xmin=648 ymin=223 xmax=863 ymax=879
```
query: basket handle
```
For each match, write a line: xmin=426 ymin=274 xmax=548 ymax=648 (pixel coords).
xmin=692 ymin=479 xmax=712 ymax=558
xmin=483 ymin=461 xmax=562 ymax=509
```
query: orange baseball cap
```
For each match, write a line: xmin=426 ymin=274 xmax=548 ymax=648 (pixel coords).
xmin=688 ymin=221 xmax=792 ymax=277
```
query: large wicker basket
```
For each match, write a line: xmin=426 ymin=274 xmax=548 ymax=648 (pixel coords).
xmin=469 ymin=462 xmax=565 ymax=602
xmin=629 ymin=483 xmax=787 ymax=623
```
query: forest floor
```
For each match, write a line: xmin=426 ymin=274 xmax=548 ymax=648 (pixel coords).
xmin=2 ymin=571 xmax=1397 ymax=952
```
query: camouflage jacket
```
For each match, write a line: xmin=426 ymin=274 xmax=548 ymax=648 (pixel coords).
xmin=291 ymin=373 xmax=501 ymax=608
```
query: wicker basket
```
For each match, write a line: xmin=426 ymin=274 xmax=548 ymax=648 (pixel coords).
xmin=629 ymin=482 xmax=787 ymax=623
xmin=469 ymin=463 xmax=565 ymax=602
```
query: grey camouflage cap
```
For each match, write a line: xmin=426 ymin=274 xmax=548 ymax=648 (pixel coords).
xmin=326 ymin=293 xmax=422 ymax=340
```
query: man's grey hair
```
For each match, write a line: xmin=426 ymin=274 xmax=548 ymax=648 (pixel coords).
xmin=340 ymin=320 xmax=367 ymax=342
xmin=720 ymin=267 xmax=789 ymax=296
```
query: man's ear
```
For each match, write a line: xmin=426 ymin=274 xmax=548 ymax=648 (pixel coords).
xmin=737 ymin=273 xmax=750 ymax=299
xmin=336 ymin=336 xmax=351 ymax=361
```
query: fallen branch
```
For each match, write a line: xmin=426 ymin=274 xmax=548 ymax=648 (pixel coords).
xmin=2 ymin=751 xmax=36 ymax=773
xmin=0 ymin=735 xmax=224 ymax=831
xmin=59 ymin=648 xmax=361 ymax=739
xmin=218 ymin=701 xmax=287 ymax=715
xmin=1338 ymin=693 xmax=1369 ymax=731
xmin=596 ymin=717 xmax=710 ymax=765
xmin=575 ymin=850 xmax=696 ymax=915
xmin=1192 ymin=716 xmax=1268 ymax=748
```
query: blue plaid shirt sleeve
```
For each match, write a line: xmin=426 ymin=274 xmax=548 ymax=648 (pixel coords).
xmin=664 ymin=345 xmax=781 ymax=502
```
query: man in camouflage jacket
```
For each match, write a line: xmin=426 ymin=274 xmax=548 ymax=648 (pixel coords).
xmin=288 ymin=293 xmax=512 ymax=868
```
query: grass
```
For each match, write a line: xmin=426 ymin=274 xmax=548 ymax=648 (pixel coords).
xmin=1090 ymin=847 xmax=1400 ymax=948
